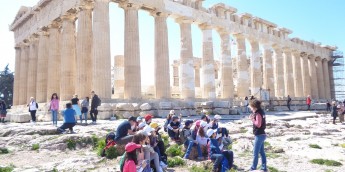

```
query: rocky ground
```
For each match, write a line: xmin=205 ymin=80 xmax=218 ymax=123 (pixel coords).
xmin=0 ymin=111 xmax=345 ymax=172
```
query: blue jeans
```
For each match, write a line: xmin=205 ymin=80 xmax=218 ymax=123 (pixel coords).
xmin=211 ymin=154 xmax=224 ymax=171
xmin=251 ymin=134 xmax=267 ymax=171
xmin=51 ymin=110 xmax=58 ymax=125
xmin=82 ymin=112 xmax=88 ymax=123
xmin=184 ymin=140 xmax=203 ymax=158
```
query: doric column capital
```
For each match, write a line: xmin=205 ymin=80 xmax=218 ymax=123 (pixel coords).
xmin=175 ymin=17 xmax=193 ymax=24
xmin=38 ymin=26 xmax=50 ymax=37
xmin=119 ymin=3 xmax=141 ymax=10
xmin=150 ymin=11 xmax=169 ymax=18
xmin=49 ymin=20 xmax=62 ymax=29
xmin=308 ymin=54 xmax=315 ymax=60
xmin=79 ymin=0 xmax=94 ymax=10
xmin=28 ymin=34 xmax=39 ymax=43
xmin=61 ymin=11 xmax=77 ymax=22
xmin=272 ymin=44 xmax=281 ymax=51
xmin=282 ymin=47 xmax=292 ymax=53
xmin=233 ymin=33 xmax=245 ymax=39
xmin=198 ymin=23 xmax=213 ymax=30
xmin=315 ymin=56 xmax=322 ymax=61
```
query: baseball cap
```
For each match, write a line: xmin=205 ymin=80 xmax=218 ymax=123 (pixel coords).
xmin=143 ymin=125 xmax=154 ymax=135
xmin=195 ymin=120 xmax=201 ymax=127
xmin=169 ymin=110 xmax=175 ymax=114
xmin=214 ymin=115 xmax=222 ymax=120
xmin=125 ymin=142 xmax=141 ymax=152
xmin=206 ymin=129 xmax=218 ymax=138
xmin=150 ymin=122 xmax=159 ymax=129
xmin=144 ymin=114 xmax=153 ymax=121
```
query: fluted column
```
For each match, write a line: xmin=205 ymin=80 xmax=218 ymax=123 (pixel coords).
xmin=219 ymin=33 xmax=233 ymax=99
xmin=152 ymin=12 xmax=170 ymax=99
xmin=77 ymin=2 xmax=93 ymax=99
xmin=301 ymin=53 xmax=311 ymax=97
xmin=13 ymin=45 xmax=21 ymax=105
xmin=93 ymin=0 xmax=111 ymax=99
xmin=27 ymin=35 xmax=38 ymax=100
xmin=308 ymin=55 xmax=319 ymax=99
xmin=19 ymin=42 xmax=29 ymax=105
xmin=200 ymin=24 xmax=216 ymax=99
xmin=177 ymin=19 xmax=195 ymax=99
xmin=273 ymin=46 xmax=285 ymax=97
xmin=36 ymin=29 xmax=49 ymax=103
xmin=114 ymin=55 xmax=125 ymax=99
xmin=315 ymin=57 xmax=325 ymax=99
xmin=283 ymin=48 xmax=294 ymax=97
xmin=250 ymin=40 xmax=262 ymax=96
xmin=60 ymin=13 xmax=76 ymax=101
xmin=262 ymin=45 xmax=274 ymax=97
xmin=292 ymin=51 xmax=303 ymax=97
xmin=47 ymin=21 xmax=61 ymax=101
xmin=121 ymin=3 xmax=141 ymax=99
xmin=322 ymin=59 xmax=331 ymax=99
xmin=234 ymin=34 xmax=249 ymax=97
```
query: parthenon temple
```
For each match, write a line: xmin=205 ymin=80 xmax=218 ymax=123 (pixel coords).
xmin=10 ymin=0 xmax=337 ymax=106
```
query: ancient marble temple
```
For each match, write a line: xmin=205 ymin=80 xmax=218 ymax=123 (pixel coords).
xmin=10 ymin=0 xmax=336 ymax=105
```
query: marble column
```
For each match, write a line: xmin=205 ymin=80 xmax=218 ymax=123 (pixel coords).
xmin=76 ymin=3 xmax=93 ymax=99
xmin=60 ymin=14 xmax=76 ymax=101
xmin=234 ymin=34 xmax=249 ymax=97
xmin=19 ymin=43 xmax=29 ymax=105
xmin=283 ymin=48 xmax=294 ymax=97
xmin=308 ymin=55 xmax=319 ymax=99
xmin=13 ymin=45 xmax=21 ymax=105
xmin=153 ymin=12 xmax=170 ymax=99
xmin=93 ymin=0 xmax=111 ymax=99
xmin=322 ymin=59 xmax=331 ymax=99
xmin=114 ymin=55 xmax=125 ymax=99
xmin=292 ymin=51 xmax=303 ymax=97
xmin=273 ymin=46 xmax=285 ymax=97
xmin=177 ymin=20 xmax=195 ymax=99
xmin=250 ymin=40 xmax=262 ymax=97
xmin=122 ymin=3 xmax=141 ymax=99
xmin=200 ymin=25 xmax=216 ymax=99
xmin=47 ymin=21 xmax=61 ymax=101
xmin=194 ymin=66 xmax=201 ymax=87
xmin=27 ymin=35 xmax=38 ymax=100
xmin=36 ymin=29 xmax=49 ymax=103
xmin=315 ymin=57 xmax=325 ymax=99
xmin=301 ymin=53 xmax=311 ymax=97
xmin=219 ymin=33 xmax=233 ymax=99
xmin=262 ymin=45 xmax=274 ymax=97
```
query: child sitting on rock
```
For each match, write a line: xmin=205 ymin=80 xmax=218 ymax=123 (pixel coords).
xmin=167 ymin=115 xmax=183 ymax=142
xmin=163 ymin=110 xmax=175 ymax=132
xmin=150 ymin=122 xmax=168 ymax=164
xmin=211 ymin=115 xmax=232 ymax=148
xmin=57 ymin=103 xmax=76 ymax=134
xmin=181 ymin=120 xmax=204 ymax=160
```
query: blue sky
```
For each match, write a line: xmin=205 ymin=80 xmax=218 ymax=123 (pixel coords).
xmin=0 ymin=0 xmax=344 ymax=86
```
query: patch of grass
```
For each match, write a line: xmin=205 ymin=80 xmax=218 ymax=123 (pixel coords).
xmin=105 ymin=146 xmax=118 ymax=159
xmin=167 ymin=156 xmax=185 ymax=167
xmin=189 ymin=165 xmax=211 ymax=172
xmin=227 ymin=144 xmax=232 ymax=150
xmin=32 ymin=143 xmax=40 ymax=151
xmin=66 ymin=139 xmax=76 ymax=150
xmin=287 ymin=137 xmax=301 ymax=141
xmin=268 ymin=166 xmax=279 ymax=172
xmin=339 ymin=143 xmax=345 ymax=148
xmin=324 ymin=170 xmax=333 ymax=172
xmin=97 ymin=139 xmax=106 ymax=156
xmin=166 ymin=144 xmax=184 ymax=157
xmin=52 ymin=168 xmax=58 ymax=172
xmin=239 ymin=127 xmax=248 ymax=133
xmin=0 ymin=148 xmax=9 ymax=154
xmin=309 ymin=144 xmax=322 ymax=149
xmin=264 ymin=141 xmax=271 ymax=147
xmin=310 ymin=159 xmax=342 ymax=166
xmin=266 ymin=152 xmax=281 ymax=158
xmin=161 ymin=134 xmax=169 ymax=148
xmin=91 ymin=135 xmax=100 ymax=149
xmin=0 ymin=165 xmax=14 ymax=172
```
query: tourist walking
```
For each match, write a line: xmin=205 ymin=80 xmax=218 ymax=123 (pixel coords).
xmin=0 ymin=100 xmax=7 ymax=123
xmin=27 ymin=97 xmax=38 ymax=123
xmin=331 ymin=101 xmax=338 ymax=124
xmin=49 ymin=93 xmax=59 ymax=126
xmin=71 ymin=94 xmax=82 ymax=123
xmin=90 ymin=91 xmax=101 ymax=124
xmin=306 ymin=95 xmax=312 ymax=111
xmin=81 ymin=97 xmax=89 ymax=124
xmin=248 ymin=99 xmax=267 ymax=172
xmin=287 ymin=95 xmax=292 ymax=111
xmin=244 ymin=96 xmax=249 ymax=113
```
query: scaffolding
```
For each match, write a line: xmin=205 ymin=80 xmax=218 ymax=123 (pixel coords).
xmin=331 ymin=51 xmax=345 ymax=101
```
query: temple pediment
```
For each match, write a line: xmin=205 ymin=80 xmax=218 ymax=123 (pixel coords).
xmin=12 ymin=6 xmax=30 ymax=25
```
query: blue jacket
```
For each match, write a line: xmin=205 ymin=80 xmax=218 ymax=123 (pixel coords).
xmin=63 ymin=108 xmax=76 ymax=123
xmin=209 ymin=138 xmax=222 ymax=158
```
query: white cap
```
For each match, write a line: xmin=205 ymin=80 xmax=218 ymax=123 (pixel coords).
xmin=206 ymin=129 xmax=218 ymax=138
xmin=138 ymin=122 xmax=147 ymax=129
xmin=143 ymin=125 xmax=154 ymax=135
xmin=200 ymin=121 xmax=208 ymax=128
xmin=169 ymin=110 xmax=175 ymax=114
xmin=214 ymin=115 xmax=222 ymax=120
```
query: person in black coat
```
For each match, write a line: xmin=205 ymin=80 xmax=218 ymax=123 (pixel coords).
xmin=90 ymin=91 xmax=101 ymax=124
xmin=331 ymin=101 xmax=338 ymax=124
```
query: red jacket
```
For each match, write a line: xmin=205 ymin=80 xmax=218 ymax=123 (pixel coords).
xmin=306 ymin=97 xmax=311 ymax=105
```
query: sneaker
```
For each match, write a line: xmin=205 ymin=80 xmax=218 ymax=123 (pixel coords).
xmin=160 ymin=161 xmax=167 ymax=169
xmin=70 ymin=131 xmax=76 ymax=134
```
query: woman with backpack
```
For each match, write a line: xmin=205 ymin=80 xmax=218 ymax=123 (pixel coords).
xmin=27 ymin=97 xmax=38 ymax=123
xmin=49 ymin=93 xmax=59 ymax=126
xmin=80 ymin=97 xmax=89 ymax=124
xmin=0 ymin=100 xmax=7 ymax=123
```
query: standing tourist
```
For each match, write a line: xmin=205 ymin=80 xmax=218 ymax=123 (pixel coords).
xmin=81 ymin=97 xmax=89 ymax=124
xmin=249 ymin=99 xmax=267 ymax=172
xmin=287 ymin=95 xmax=292 ymax=111
xmin=27 ymin=97 xmax=38 ymax=123
xmin=49 ymin=93 xmax=59 ymax=126
xmin=90 ymin=91 xmax=101 ymax=124
xmin=244 ymin=96 xmax=249 ymax=114
xmin=326 ymin=101 xmax=331 ymax=112
xmin=0 ymin=100 xmax=7 ymax=123
xmin=331 ymin=101 xmax=338 ymax=124
xmin=71 ymin=94 xmax=82 ymax=123
xmin=337 ymin=102 xmax=345 ymax=123
xmin=306 ymin=95 xmax=312 ymax=111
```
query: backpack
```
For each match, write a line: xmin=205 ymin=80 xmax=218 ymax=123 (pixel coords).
xmin=179 ymin=129 xmax=188 ymax=144
xmin=97 ymin=97 xmax=101 ymax=106
xmin=119 ymin=152 xmax=126 ymax=172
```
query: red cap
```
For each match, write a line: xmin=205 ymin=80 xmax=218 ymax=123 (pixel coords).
xmin=145 ymin=114 xmax=153 ymax=121
xmin=125 ymin=142 xmax=141 ymax=152
xmin=195 ymin=120 xmax=201 ymax=127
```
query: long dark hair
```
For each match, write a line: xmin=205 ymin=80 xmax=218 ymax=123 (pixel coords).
xmin=125 ymin=150 xmax=138 ymax=165
xmin=51 ymin=93 xmax=59 ymax=100
xmin=132 ymin=133 xmax=147 ymax=144
xmin=198 ymin=127 xmax=205 ymax=137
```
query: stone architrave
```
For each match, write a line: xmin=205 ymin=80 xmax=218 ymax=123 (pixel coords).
xmin=308 ymin=55 xmax=319 ymax=99
xmin=177 ymin=19 xmax=195 ymax=99
xmin=36 ymin=29 xmax=49 ymax=103
xmin=249 ymin=40 xmax=262 ymax=97
xmin=322 ymin=59 xmax=331 ymax=99
xmin=262 ymin=45 xmax=274 ymax=97
xmin=114 ymin=55 xmax=124 ymax=99
xmin=47 ymin=21 xmax=61 ymax=101
xmin=200 ymin=24 xmax=216 ymax=99
xmin=292 ymin=51 xmax=303 ymax=97
xmin=122 ymin=3 xmax=141 ymax=99
xmin=300 ymin=53 xmax=311 ymax=97
xmin=60 ymin=14 xmax=77 ymax=101
xmin=234 ymin=34 xmax=249 ymax=97
xmin=93 ymin=0 xmax=111 ymax=99
xmin=13 ymin=45 xmax=21 ymax=105
xmin=153 ymin=12 xmax=170 ymax=99
xmin=19 ymin=43 xmax=29 ymax=105
xmin=27 ymin=35 xmax=38 ymax=100
xmin=315 ymin=57 xmax=325 ymax=99
xmin=283 ymin=48 xmax=294 ymax=97
xmin=219 ymin=33 xmax=233 ymax=99
xmin=76 ymin=2 xmax=93 ymax=99
xmin=273 ymin=46 xmax=285 ymax=97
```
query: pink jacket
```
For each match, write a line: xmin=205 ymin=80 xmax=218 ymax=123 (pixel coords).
xmin=123 ymin=160 xmax=136 ymax=172
xmin=50 ymin=99 xmax=59 ymax=111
